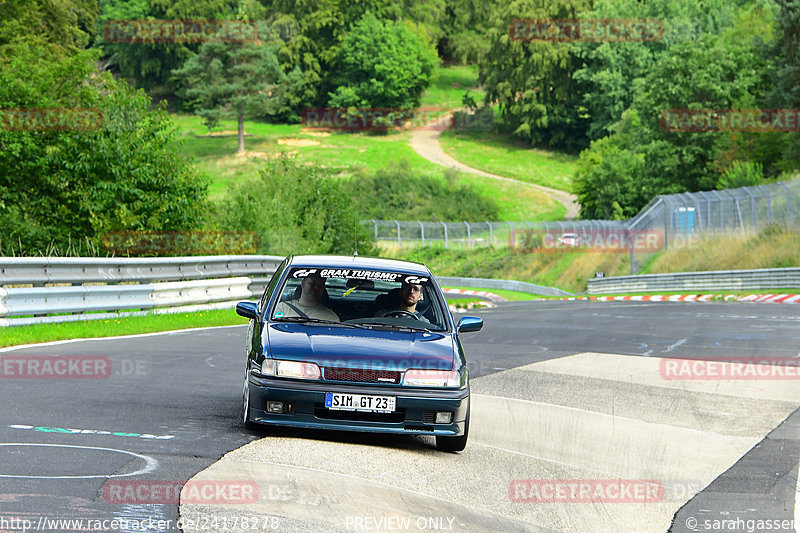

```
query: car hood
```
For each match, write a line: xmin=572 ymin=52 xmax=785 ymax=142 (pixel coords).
xmin=266 ymin=323 xmax=455 ymax=371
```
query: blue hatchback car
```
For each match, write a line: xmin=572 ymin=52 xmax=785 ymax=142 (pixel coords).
xmin=235 ymin=255 xmax=483 ymax=452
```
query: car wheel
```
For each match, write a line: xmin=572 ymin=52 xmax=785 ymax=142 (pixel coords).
xmin=242 ymin=369 xmax=258 ymax=431
xmin=435 ymin=399 xmax=469 ymax=453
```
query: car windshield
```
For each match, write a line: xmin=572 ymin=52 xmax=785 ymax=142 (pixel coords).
xmin=270 ymin=267 xmax=449 ymax=331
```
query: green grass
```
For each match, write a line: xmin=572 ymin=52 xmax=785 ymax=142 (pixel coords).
xmin=0 ymin=308 xmax=248 ymax=348
xmin=419 ymin=64 xmax=483 ymax=110
xmin=457 ymin=173 xmax=565 ymax=221
xmin=171 ymin=66 xmax=565 ymax=220
xmin=439 ymin=129 xmax=578 ymax=193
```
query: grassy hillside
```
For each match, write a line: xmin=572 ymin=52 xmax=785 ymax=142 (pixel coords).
xmin=390 ymin=226 xmax=800 ymax=293
xmin=642 ymin=226 xmax=800 ymax=274
xmin=171 ymin=65 xmax=570 ymax=221
xmin=439 ymin=129 xmax=578 ymax=192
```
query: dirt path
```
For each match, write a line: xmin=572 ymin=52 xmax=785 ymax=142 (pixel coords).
xmin=409 ymin=116 xmax=580 ymax=219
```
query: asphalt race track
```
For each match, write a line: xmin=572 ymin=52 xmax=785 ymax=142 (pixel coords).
xmin=1 ymin=301 xmax=799 ymax=532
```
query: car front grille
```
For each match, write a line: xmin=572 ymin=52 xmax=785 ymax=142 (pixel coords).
xmin=323 ymin=367 xmax=401 ymax=384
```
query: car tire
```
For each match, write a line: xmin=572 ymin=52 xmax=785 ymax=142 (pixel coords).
xmin=435 ymin=398 xmax=469 ymax=453
xmin=242 ymin=369 xmax=258 ymax=431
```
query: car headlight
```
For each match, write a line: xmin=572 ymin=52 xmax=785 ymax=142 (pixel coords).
xmin=261 ymin=359 xmax=321 ymax=380
xmin=403 ymin=369 xmax=462 ymax=388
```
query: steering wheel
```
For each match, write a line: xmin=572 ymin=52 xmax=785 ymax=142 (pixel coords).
xmin=382 ymin=310 xmax=420 ymax=320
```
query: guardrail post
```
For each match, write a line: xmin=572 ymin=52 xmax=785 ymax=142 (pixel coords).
xmin=487 ymin=222 xmax=493 ymax=246
xmin=371 ymin=219 xmax=378 ymax=240
xmin=464 ymin=221 xmax=471 ymax=248
xmin=441 ymin=222 xmax=448 ymax=249
xmin=417 ymin=220 xmax=425 ymax=247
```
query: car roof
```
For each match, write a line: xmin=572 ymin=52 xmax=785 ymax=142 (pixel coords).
xmin=287 ymin=255 xmax=432 ymax=275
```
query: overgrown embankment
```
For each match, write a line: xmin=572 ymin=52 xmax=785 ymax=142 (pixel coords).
xmin=390 ymin=226 xmax=800 ymax=294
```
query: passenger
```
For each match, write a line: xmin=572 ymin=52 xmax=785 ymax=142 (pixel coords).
xmin=275 ymin=273 xmax=339 ymax=321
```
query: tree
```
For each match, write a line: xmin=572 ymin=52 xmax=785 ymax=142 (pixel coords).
xmin=95 ymin=0 xmax=247 ymax=94
xmin=573 ymin=16 xmax=774 ymax=219
xmin=764 ymin=0 xmax=800 ymax=173
xmin=0 ymin=0 xmax=97 ymax=52
xmin=0 ymin=38 xmax=208 ymax=255
xmin=439 ymin=0 xmax=496 ymax=63
xmin=172 ymin=41 xmax=301 ymax=153
xmin=254 ymin=0 xmax=447 ymax=111
xmin=327 ymin=13 xmax=438 ymax=110
xmin=572 ymin=0 xmax=747 ymax=142
xmin=480 ymin=0 xmax=592 ymax=151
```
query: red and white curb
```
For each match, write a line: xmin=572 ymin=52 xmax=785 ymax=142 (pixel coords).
xmin=442 ymin=288 xmax=507 ymax=303
xmin=442 ymin=288 xmax=503 ymax=313
xmin=534 ymin=294 xmax=800 ymax=304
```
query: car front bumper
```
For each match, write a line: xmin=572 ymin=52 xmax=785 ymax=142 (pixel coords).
xmin=247 ymin=374 xmax=469 ymax=436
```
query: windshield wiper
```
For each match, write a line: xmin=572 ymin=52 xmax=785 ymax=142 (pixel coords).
xmin=273 ymin=317 xmax=369 ymax=329
xmin=354 ymin=322 xmax=433 ymax=333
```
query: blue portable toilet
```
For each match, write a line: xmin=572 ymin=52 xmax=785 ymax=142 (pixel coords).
xmin=673 ymin=207 xmax=695 ymax=234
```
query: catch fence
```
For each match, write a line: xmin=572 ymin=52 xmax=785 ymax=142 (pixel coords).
xmin=366 ymin=179 xmax=800 ymax=273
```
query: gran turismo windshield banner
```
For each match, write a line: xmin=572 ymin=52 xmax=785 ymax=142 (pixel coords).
xmin=290 ymin=268 xmax=429 ymax=285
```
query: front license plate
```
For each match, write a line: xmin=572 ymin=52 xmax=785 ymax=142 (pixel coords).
xmin=325 ymin=392 xmax=396 ymax=412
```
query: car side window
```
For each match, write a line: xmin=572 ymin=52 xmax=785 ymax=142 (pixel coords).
xmin=260 ymin=258 xmax=288 ymax=312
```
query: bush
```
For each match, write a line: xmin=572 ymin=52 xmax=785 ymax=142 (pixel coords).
xmin=345 ymin=160 xmax=499 ymax=221
xmin=0 ymin=39 xmax=208 ymax=256
xmin=717 ymin=161 xmax=765 ymax=190
xmin=216 ymin=155 xmax=375 ymax=256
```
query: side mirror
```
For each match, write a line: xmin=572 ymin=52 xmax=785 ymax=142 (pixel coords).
xmin=236 ymin=301 xmax=259 ymax=320
xmin=457 ymin=316 xmax=483 ymax=333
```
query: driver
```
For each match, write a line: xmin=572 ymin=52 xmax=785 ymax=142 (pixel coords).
xmin=275 ymin=273 xmax=340 ymax=321
xmin=376 ymin=282 xmax=430 ymax=323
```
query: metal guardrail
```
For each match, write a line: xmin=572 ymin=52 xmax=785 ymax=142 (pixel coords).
xmin=0 ymin=256 xmax=284 ymax=327
xmin=438 ymin=276 xmax=572 ymax=297
xmin=0 ymin=255 xmax=576 ymax=326
xmin=586 ymin=268 xmax=800 ymax=294
xmin=0 ymin=255 xmax=284 ymax=286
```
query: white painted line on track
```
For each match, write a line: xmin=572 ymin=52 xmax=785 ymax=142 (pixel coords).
xmin=0 ymin=324 xmax=245 ymax=353
xmin=0 ymin=443 xmax=157 ymax=479
xmin=664 ymin=338 xmax=688 ymax=353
